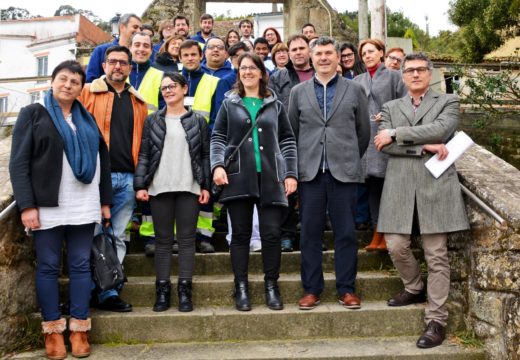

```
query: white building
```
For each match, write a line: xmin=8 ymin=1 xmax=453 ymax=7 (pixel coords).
xmin=0 ymin=14 xmax=110 ymax=124
xmin=254 ymin=12 xmax=284 ymax=41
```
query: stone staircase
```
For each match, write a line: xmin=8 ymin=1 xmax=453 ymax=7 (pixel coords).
xmin=15 ymin=230 xmax=486 ymax=359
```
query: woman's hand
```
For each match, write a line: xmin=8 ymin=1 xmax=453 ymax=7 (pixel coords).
xmin=136 ymin=189 xmax=149 ymax=201
xmin=199 ymin=189 xmax=210 ymax=204
xmin=213 ymin=167 xmax=228 ymax=186
xmin=21 ymin=208 xmax=40 ymax=230
xmin=284 ymin=177 xmax=297 ymax=197
xmin=101 ymin=205 xmax=111 ymax=219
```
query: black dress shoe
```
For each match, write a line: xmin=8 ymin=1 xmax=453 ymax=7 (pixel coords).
xmin=97 ymin=295 xmax=133 ymax=312
xmin=265 ymin=280 xmax=283 ymax=310
xmin=177 ymin=279 xmax=193 ymax=312
xmin=387 ymin=289 xmax=426 ymax=307
xmin=234 ymin=281 xmax=251 ymax=311
xmin=417 ymin=320 xmax=446 ymax=348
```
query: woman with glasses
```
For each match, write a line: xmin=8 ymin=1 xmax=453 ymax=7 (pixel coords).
xmin=211 ymin=53 xmax=297 ymax=312
xmin=340 ymin=42 xmax=365 ymax=79
xmin=134 ymin=72 xmax=210 ymax=313
xmin=262 ymin=27 xmax=282 ymax=52
xmin=153 ymin=35 xmax=184 ymax=73
xmin=354 ymin=39 xmax=407 ymax=252
xmin=271 ymin=43 xmax=290 ymax=70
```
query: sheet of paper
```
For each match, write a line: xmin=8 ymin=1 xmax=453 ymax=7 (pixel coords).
xmin=184 ymin=96 xmax=195 ymax=107
xmin=425 ymin=131 xmax=474 ymax=178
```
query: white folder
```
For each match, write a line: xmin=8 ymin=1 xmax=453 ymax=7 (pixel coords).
xmin=425 ymin=131 xmax=474 ymax=178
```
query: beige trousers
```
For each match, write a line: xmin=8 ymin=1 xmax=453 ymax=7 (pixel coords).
xmin=385 ymin=233 xmax=449 ymax=326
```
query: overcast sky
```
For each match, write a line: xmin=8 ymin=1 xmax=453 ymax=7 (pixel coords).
xmin=8 ymin=0 xmax=457 ymax=36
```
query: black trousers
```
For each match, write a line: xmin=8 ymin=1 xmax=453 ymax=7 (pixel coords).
xmin=149 ymin=192 xmax=199 ymax=281
xmin=366 ymin=176 xmax=385 ymax=228
xmin=280 ymin=192 xmax=298 ymax=240
xmin=227 ymin=198 xmax=283 ymax=282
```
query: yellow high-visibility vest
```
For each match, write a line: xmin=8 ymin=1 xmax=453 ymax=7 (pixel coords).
xmin=192 ymin=73 xmax=219 ymax=122
xmin=129 ymin=67 xmax=164 ymax=114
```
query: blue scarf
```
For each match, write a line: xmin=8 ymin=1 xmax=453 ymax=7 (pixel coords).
xmin=44 ymin=90 xmax=99 ymax=184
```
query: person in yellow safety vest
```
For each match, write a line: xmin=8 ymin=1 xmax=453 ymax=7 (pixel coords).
xmin=138 ymin=39 xmax=225 ymax=253
xmin=128 ymin=32 xmax=165 ymax=114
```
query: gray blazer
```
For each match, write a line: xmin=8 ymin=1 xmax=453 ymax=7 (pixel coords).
xmin=378 ymin=90 xmax=470 ymax=234
xmin=354 ymin=65 xmax=407 ymax=178
xmin=288 ymin=76 xmax=370 ymax=183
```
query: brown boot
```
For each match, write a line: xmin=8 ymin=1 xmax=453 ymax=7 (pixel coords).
xmin=365 ymin=228 xmax=383 ymax=251
xmin=69 ymin=318 xmax=91 ymax=358
xmin=376 ymin=234 xmax=388 ymax=252
xmin=41 ymin=318 xmax=67 ymax=360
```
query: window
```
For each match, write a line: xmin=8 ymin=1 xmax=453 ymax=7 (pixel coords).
xmin=30 ymin=92 xmax=41 ymax=104
xmin=0 ymin=97 xmax=8 ymax=113
xmin=37 ymin=56 xmax=48 ymax=76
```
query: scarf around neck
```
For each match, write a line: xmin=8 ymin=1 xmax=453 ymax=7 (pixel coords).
xmin=44 ymin=90 xmax=99 ymax=184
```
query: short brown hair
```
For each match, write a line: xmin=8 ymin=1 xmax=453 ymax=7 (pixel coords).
xmin=271 ymin=43 xmax=289 ymax=67
xmin=287 ymin=34 xmax=309 ymax=49
xmin=358 ymin=38 xmax=385 ymax=62
xmin=158 ymin=19 xmax=174 ymax=41
xmin=179 ymin=39 xmax=202 ymax=57
xmin=386 ymin=47 xmax=405 ymax=57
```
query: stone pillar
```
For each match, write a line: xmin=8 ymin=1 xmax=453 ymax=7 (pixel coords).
xmin=358 ymin=0 xmax=369 ymax=41
xmin=370 ymin=0 xmax=386 ymax=41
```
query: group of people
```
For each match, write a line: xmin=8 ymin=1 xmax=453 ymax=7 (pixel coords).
xmin=9 ymin=11 xmax=469 ymax=360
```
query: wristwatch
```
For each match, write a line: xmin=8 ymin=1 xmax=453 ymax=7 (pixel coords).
xmin=388 ymin=129 xmax=397 ymax=141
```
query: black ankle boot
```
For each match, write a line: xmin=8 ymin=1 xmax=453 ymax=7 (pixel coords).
xmin=177 ymin=279 xmax=193 ymax=312
xmin=234 ymin=281 xmax=251 ymax=311
xmin=153 ymin=280 xmax=171 ymax=312
xmin=265 ymin=280 xmax=283 ymax=310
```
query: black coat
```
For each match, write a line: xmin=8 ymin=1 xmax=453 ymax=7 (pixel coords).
xmin=9 ymin=103 xmax=112 ymax=212
xmin=152 ymin=52 xmax=181 ymax=73
xmin=210 ymin=92 xmax=297 ymax=206
xmin=134 ymin=108 xmax=211 ymax=191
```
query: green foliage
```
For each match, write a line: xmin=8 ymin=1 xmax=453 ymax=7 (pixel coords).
xmin=453 ymin=67 xmax=520 ymax=127
xmin=341 ymin=10 xmax=361 ymax=34
xmin=404 ymin=28 xmax=419 ymax=49
xmin=0 ymin=7 xmax=34 ymax=20
xmin=453 ymin=330 xmax=484 ymax=348
xmin=448 ymin=0 xmax=520 ymax=62
xmin=424 ymin=30 xmax=465 ymax=60
xmin=53 ymin=5 xmax=105 ymax=26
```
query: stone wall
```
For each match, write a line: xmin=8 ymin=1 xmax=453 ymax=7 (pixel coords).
xmin=0 ymin=136 xmax=37 ymax=353
xmin=452 ymin=144 xmax=520 ymax=359
xmin=141 ymin=0 xmax=356 ymax=43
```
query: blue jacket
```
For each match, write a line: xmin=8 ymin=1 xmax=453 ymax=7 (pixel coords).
xmin=129 ymin=60 xmax=166 ymax=110
xmin=86 ymin=38 xmax=119 ymax=83
xmin=201 ymin=60 xmax=234 ymax=79
xmin=192 ymin=31 xmax=215 ymax=44
xmin=182 ymin=66 xmax=220 ymax=130
xmin=214 ymin=70 xmax=236 ymax=115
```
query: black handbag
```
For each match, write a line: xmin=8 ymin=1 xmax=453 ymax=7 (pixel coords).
xmin=91 ymin=224 xmax=127 ymax=292
xmin=211 ymin=120 xmax=259 ymax=198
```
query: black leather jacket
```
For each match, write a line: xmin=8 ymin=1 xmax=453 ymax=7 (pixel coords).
xmin=210 ymin=91 xmax=297 ymax=206
xmin=134 ymin=107 xmax=211 ymax=191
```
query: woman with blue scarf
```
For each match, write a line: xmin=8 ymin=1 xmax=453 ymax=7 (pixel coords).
xmin=9 ymin=60 xmax=112 ymax=360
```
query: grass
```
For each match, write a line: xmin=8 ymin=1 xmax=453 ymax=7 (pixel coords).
xmin=451 ymin=330 xmax=484 ymax=348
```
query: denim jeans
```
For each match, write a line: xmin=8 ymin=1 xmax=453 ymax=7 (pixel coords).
xmin=33 ymin=223 xmax=95 ymax=321
xmin=98 ymin=172 xmax=135 ymax=303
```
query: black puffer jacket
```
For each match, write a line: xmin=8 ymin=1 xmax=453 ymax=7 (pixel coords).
xmin=210 ymin=91 xmax=298 ymax=206
xmin=134 ymin=107 xmax=210 ymax=191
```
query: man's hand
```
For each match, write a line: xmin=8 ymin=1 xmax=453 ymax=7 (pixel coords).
xmin=284 ymin=177 xmax=297 ymax=197
xmin=374 ymin=129 xmax=394 ymax=151
xmin=423 ymin=144 xmax=449 ymax=160
xmin=21 ymin=208 xmax=40 ymax=230
xmin=136 ymin=189 xmax=149 ymax=201
xmin=213 ymin=167 xmax=228 ymax=186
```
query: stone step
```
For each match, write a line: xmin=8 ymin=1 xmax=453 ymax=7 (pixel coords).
xmin=122 ymin=250 xmax=411 ymax=277
xmin=61 ymin=272 xmax=405 ymax=307
xmin=12 ymin=336 xmax=486 ymax=359
xmin=127 ymin=230 xmax=374 ymax=254
xmin=85 ymin=302 xmax=428 ymax=343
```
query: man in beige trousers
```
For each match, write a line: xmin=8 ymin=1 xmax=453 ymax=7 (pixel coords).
xmin=374 ymin=52 xmax=469 ymax=349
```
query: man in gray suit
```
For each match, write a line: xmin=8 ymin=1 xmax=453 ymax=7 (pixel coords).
xmin=288 ymin=36 xmax=369 ymax=310
xmin=374 ymin=53 xmax=469 ymax=348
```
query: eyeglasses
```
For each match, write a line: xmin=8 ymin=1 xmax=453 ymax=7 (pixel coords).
xmin=239 ymin=65 xmax=259 ymax=72
xmin=207 ymin=44 xmax=225 ymax=51
xmin=341 ymin=52 xmax=355 ymax=59
xmin=160 ymin=83 xmax=180 ymax=92
xmin=402 ymin=67 xmax=430 ymax=75
xmin=106 ymin=59 xmax=130 ymax=67
xmin=387 ymin=55 xmax=402 ymax=63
